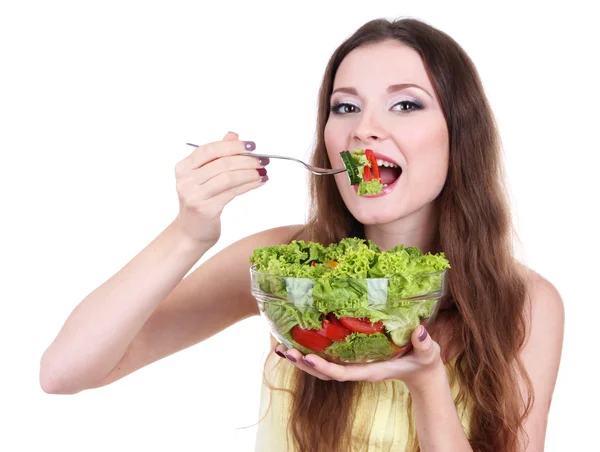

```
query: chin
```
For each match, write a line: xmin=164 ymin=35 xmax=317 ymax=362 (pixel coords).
xmin=349 ymin=207 xmax=405 ymax=226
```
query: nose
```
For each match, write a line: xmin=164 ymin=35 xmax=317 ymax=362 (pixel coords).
xmin=351 ymin=110 xmax=388 ymax=143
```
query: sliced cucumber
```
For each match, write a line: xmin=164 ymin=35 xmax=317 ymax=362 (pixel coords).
xmin=340 ymin=150 xmax=360 ymax=185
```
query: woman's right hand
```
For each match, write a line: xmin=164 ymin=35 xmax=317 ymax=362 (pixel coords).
xmin=173 ymin=131 xmax=268 ymax=246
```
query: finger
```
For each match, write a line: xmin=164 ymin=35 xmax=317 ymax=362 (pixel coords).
xmin=209 ymin=175 xmax=267 ymax=206
xmin=275 ymin=346 xmax=333 ymax=381
xmin=197 ymin=168 xmax=266 ymax=199
xmin=223 ymin=131 xmax=239 ymax=140
xmin=410 ymin=326 xmax=439 ymax=364
xmin=179 ymin=139 xmax=256 ymax=173
xmin=299 ymin=353 xmax=385 ymax=382
xmin=192 ymin=154 xmax=267 ymax=185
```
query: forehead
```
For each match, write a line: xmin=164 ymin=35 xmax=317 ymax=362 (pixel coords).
xmin=333 ymin=40 xmax=432 ymax=92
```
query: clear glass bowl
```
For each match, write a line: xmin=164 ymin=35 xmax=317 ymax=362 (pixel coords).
xmin=250 ymin=265 xmax=448 ymax=364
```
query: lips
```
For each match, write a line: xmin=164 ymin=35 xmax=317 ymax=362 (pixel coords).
xmin=371 ymin=151 xmax=402 ymax=168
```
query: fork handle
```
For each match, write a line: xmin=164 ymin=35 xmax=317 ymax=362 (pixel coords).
xmin=186 ymin=144 xmax=344 ymax=174
xmin=187 ymin=144 xmax=286 ymax=161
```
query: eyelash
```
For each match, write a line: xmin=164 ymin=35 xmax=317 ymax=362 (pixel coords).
xmin=329 ymin=100 xmax=423 ymax=115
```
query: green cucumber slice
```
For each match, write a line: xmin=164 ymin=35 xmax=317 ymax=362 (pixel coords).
xmin=340 ymin=151 xmax=360 ymax=185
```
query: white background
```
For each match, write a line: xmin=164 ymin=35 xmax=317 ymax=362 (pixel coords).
xmin=1 ymin=1 xmax=598 ymax=450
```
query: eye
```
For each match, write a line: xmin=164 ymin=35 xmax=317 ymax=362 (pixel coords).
xmin=391 ymin=100 xmax=422 ymax=112
xmin=330 ymin=102 xmax=360 ymax=115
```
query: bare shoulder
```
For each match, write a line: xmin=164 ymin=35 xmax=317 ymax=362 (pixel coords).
xmin=516 ymin=263 xmax=565 ymax=351
xmin=241 ymin=223 xmax=307 ymax=248
xmin=517 ymin=263 xmax=565 ymax=325
xmin=514 ymin=263 xmax=565 ymax=449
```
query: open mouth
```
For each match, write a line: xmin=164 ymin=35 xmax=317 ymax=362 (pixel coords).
xmin=341 ymin=148 xmax=404 ymax=198
xmin=375 ymin=157 xmax=403 ymax=188
xmin=352 ymin=151 xmax=403 ymax=197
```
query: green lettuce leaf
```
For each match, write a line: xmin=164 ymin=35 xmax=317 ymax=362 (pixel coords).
xmin=250 ymin=240 xmax=327 ymax=277
xmin=262 ymin=299 xmax=322 ymax=331
xmin=382 ymin=299 xmax=437 ymax=346
xmin=349 ymin=149 xmax=370 ymax=167
xmin=311 ymin=278 xmax=368 ymax=313
xmin=358 ymin=179 xmax=383 ymax=195
xmin=324 ymin=332 xmax=394 ymax=361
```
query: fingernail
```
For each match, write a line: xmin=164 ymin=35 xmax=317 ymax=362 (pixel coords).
xmin=418 ymin=326 xmax=428 ymax=342
xmin=275 ymin=350 xmax=285 ymax=359
xmin=244 ymin=141 xmax=256 ymax=151
xmin=257 ymin=168 xmax=267 ymax=177
xmin=302 ymin=356 xmax=315 ymax=367
xmin=260 ymin=175 xmax=269 ymax=183
xmin=259 ymin=157 xmax=270 ymax=166
xmin=285 ymin=353 xmax=296 ymax=363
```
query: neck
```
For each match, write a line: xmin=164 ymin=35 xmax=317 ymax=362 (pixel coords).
xmin=364 ymin=201 xmax=440 ymax=253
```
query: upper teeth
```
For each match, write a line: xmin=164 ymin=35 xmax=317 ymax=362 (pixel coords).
xmin=376 ymin=158 xmax=399 ymax=168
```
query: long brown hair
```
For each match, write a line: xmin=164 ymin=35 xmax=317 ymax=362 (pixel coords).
xmin=260 ymin=17 xmax=533 ymax=451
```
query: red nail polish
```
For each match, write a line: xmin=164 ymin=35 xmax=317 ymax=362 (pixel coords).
xmin=257 ymin=168 xmax=267 ymax=177
xmin=418 ymin=326 xmax=428 ymax=342
xmin=285 ymin=353 xmax=296 ymax=363
xmin=244 ymin=141 xmax=256 ymax=151
xmin=275 ymin=350 xmax=285 ymax=358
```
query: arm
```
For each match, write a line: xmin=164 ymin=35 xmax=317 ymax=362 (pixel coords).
xmin=404 ymin=343 xmax=473 ymax=451
xmin=406 ymin=270 xmax=564 ymax=452
xmin=40 ymin=222 xmax=302 ymax=394
xmin=39 ymin=219 xmax=207 ymax=394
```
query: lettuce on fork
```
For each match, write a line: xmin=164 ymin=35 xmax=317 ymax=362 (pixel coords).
xmin=250 ymin=238 xmax=450 ymax=359
xmin=340 ymin=149 xmax=384 ymax=195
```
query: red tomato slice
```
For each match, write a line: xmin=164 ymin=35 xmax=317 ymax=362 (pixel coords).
xmin=291 ymin=325 xmax=333 ymax=352
xmin=338 ymin=317 xmax=385 ymax=334
xmin=316 ymin=318 xmax=351 ymax=341
xmin=326 ymin=312 xmax=342 ymax=325
xmin=365 ymin=149 xmax=381 ymax=180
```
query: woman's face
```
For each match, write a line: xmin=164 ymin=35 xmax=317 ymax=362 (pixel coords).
xmin=325 ymin=40 xmax=449 ymax=225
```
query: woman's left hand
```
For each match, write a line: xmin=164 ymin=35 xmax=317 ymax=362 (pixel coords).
xmin=275 ymin=325 xmax=444 ymax=391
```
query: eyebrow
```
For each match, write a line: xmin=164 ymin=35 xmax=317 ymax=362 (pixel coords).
xmin=331 ymin=83 xmax=433 ymax=99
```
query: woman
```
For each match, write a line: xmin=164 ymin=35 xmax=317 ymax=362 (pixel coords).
xmin=40 ymin=18 xmax=564 ymax=451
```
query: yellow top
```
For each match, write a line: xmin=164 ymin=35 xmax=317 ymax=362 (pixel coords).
xmin=254 ymin=352 xmax=470 ymax=452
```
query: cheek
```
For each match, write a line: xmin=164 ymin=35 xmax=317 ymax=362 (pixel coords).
xmin=406 ymin=116 xmax=448 ymax=151
xmin=324 ymin=121 xmax=346 ymax=167
xmin=408 ymin=147 xmax=449 ymax=198
xmin=406 ymin=121 xmax=449 ymax=190
xmin=324 ymin=121 xmax=337 ymax=149
xmin=324 ymin=117 xmax=352 ymax=147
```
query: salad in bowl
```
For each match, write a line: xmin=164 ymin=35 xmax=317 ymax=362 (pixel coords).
xmin=249 ymin=238 xmax=450 ymax=364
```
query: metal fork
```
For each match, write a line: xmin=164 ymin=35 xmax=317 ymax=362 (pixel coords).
xmin=185 ymin=143 xmax=347 ymax=176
